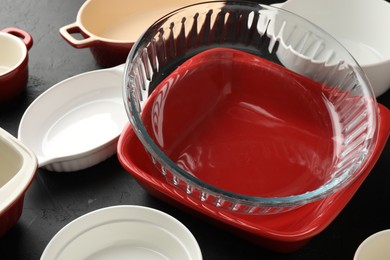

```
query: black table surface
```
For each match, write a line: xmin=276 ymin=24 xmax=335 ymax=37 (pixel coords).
xmin=1 ymin=0 xmax=389 ymax=259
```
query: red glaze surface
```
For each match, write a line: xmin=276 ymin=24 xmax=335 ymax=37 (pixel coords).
xmin=0 ymin=60 xmax=28 ymax=104
xmin=88 ymin=40 xmax=132 ymax=68
xmin=0 ymin=194 xmax=25 ymax=237
xmin=141 ymin=48 xmax=354 ymax=197
xmin=0 ymin=28 xmax=32 ymax=104
xmin=117 ymin=104 xmax=389 ymax=252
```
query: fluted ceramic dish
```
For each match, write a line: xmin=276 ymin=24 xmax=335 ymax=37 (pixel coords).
xmin=123 ymin=1 xmax=388 ymax=214
xmin=41 ymin=205 xmax=202 ymax=260
xmin=274 ymin=0 xmax=390 ymax=97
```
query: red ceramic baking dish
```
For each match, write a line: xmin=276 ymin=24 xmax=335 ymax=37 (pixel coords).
xmin=0 ymin=127 xmax=37 ymax=236
xmin=118 ymin=103 xmax=389 ymax=252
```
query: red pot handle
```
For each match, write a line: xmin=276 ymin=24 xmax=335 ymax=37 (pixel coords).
xmin=1 ymin=27 xmax=33 ymax=50
xmin=59 ymin=22 xmax=97 ymax=48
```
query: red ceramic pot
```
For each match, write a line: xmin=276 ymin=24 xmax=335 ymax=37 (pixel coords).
xmin=0 ymin=28 xmax=33 ymax=104
xmin=59 ymin=0 xmax=208 ymax=68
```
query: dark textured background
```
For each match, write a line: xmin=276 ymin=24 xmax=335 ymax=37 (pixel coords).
xmin=0 ymin=0 xmax=389 ymax=259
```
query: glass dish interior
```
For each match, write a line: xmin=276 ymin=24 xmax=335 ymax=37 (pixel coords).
xmin=124 ymin=1 xmax=378 ymax=214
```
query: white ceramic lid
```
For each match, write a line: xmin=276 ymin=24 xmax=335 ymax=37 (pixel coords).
xmin=41 ymin=205 xmax=202 ymax=260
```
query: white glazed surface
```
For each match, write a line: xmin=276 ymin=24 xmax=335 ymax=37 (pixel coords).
xmin=276 ymin=0 xmax=390 ymax=97
xmin=40 ymin=205 xmax=202 ymax=260
xmin=354 ymin=229 xmax=390 ymax=260
xmin=0 ymin=127 xmax=37 ymax=212
xmin=0 ymin=32 xmax=26 ymax=76
xmin=18 ymin=64 xmax=128 ymax=172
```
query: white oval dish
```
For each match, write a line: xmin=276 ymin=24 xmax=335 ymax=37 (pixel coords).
xmin=18 ymin=64 xmax=127 ymax=172
xmin=41 ymin=205 xmax=202 ymax=260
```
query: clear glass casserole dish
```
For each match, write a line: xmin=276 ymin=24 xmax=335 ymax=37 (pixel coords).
xmin=123 ymin=1 xmax=379 ymax=214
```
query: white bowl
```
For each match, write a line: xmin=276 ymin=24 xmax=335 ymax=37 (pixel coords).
xmin=41 ymin=205 xmax=202 ymax=260
xmin=354 ymin=229 xmax=390 ymax=260
xmin=275 ymin=0 xmax=390 ymax=97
